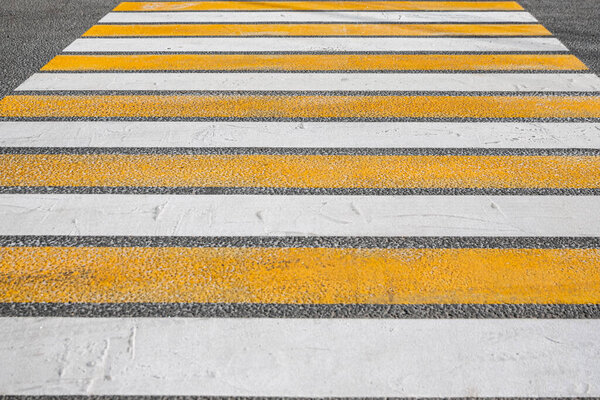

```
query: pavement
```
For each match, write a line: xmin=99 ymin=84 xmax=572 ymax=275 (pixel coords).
xmin=1 ymin=0 xmax=600 ymax=397
xmin=1 ymin=0 xmax=598 ymax=97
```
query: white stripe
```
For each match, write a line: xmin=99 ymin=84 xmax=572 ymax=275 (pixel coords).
xmin=2 ymin=318 xmax=599 ymax=396
xmin=3 ymin=121 xmax=600 ymax=149
xmin=0 ymin=195 xmax=597 ymax=236
xmin=99 ymin=11 xmax=538 ymax=23
xmin=63 ymin=37 xmax=567 ymax=52
xmin=18 ymin=72 xmax=600 ymax=92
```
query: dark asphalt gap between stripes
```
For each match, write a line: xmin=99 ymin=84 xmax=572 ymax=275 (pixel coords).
xmin=77 ymin=35 xmax=554 ymax=38
xmin=10 ymin=90 xmax=600 ymax=96
xmin=1 ymin=397 xmax=597 ymax=400
xmin=39 ymin=50 xmax=574 ymax=55
xmin=0 ymin=397 xmax=591 ymax=400
xmin=3 ymin=147 xmax=600 ymax=155
xmin=88 ymin=21 xmax=544 ymax=25
xmin=4 ymin=117 xmax=600 ymax=122
xmin=32 ymin=70 xmax=592 ymax=73
xmin=107 ymin=11 xmax=533 ymax=14
xmin=2 ymin=187 xmax=600 ymax=195
xmin=2 ymin=303 xmax=600 ymax=319
xmin=2 ymin=235 xmax=600 ymax=248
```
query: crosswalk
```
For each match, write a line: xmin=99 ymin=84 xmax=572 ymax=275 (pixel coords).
xmin=1 ymin=0 xmax=600 ymax=396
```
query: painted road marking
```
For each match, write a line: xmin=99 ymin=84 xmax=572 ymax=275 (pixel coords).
xmin=113 ymin=1 xmax=525 ymax=11
xmin=18 ymin=72 xmax=600 ymax=92
xmin=1 ymin=318 xmax=599 ymax=396
xmin=2 ymin=95 xmax=599 ymax=118
xmin=0 ymin=194 xmax=598 ymax=236
xmin=84 ymin=23 xmax=551 ymax=37
xmin=2 ymin=122 xmax=599 ymax=148
xmin=99 ymin=11 xmax=539 ymax=23
xmin=2 ymin=0 xmax=600 ymax=395
xmin=40 ymin=54 xmax=588 ymax=71
xmin=2 ymin=154 xmax=600 ymax=189
xmin=63 ymin=37 xmax=567 ymax=52
xmin=2 ymin=247 xmax=600 ymax=304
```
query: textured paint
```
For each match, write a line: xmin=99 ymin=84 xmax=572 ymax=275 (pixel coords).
xmin=63 ymin=37 xmax=567 ymax=52
xmin=19 ymin=72 xmax=600 ymax=92
xmin=2 ymin=154 xmax=600 ymax=188
xmin=2 ymin=0 xmax=600 ymax=396
xmin=1 ymin=194 xmax=598 ymax=237
xmin=41 ymin=54 xmax=588 ymax=71
xmin=113 ymin=1 xmax=524 ymax=11
xmin=83 ymin=23 xmax=550 ymax=37
xmin=2 ymin=95 xmax=600 ymax=118
xmin=99 ymin=11 xmax=539 ymax=23
xmin=3 ymin=121 xmax=600 ymax=148
xmin=2 ymin=247 xmax=600 ymax=304
xmin=2 ymin=318 xmax=599 ymax=396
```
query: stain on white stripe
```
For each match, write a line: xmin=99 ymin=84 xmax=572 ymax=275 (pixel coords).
xmin=2 ymin=121 xmax=600 ymax=149
xmin=99 ymin=11 xmax=538 ymax=23
xmin=0 ymin=194 xmax=597 ymax=236
xmin=63 ymin=37 xmax=567 ymax=53
xmin=18 ymin=72 xmax=600 ymax=92
xmin=1 ymin=318 xmax=599 ymax=396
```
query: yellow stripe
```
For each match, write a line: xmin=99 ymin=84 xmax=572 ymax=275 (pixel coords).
xmin=41 ymin=54 xmax=588 ymax=71
xmin=2 ymin=247 xmax=598 ymax=304
xmin=2 ymin=154 xmax=599 ymax=189
xmin=114 ymin=1 xmax=524 ymax=11
xmin=83 ymin=24 xmax=550 ymax=37
xmin=1 ymin=95 xmax=599 ymax=118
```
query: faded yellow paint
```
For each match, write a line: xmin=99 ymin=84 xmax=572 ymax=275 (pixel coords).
xmin=1 ymin=154 xmax=599 ymax=188
xmin=83 ymin=23 xmax=550 ymax=37
xmin=41 ymin=54 xmax=587 ymax=71
xmin=114 ymin=1 xmax=524 ymax=11
xmin=2 ymin=95 xmax=600 ymax=118
xmin=1 ymin=247 xmax=599 ymax=304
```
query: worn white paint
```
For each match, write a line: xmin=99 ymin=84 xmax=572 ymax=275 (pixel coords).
xmin=63 ymin=37 xmax=567 ymax=52
xmin=18 ymin=72 xmax=600 ymax=92
xmin=1 ymin=318 xmax=599 ymax=396
xmin=0 ymin=195 xmax=598 ymax=236
xmin=99 ymin=11 xmax=538 ymax=23
xmin=2 ymin=121 xmax=600 ymax=148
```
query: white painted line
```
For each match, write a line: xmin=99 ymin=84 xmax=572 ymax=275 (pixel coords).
xmin=2 ymin=121 xmax=600 ymax=149
xmin=18 ymin=73 xmax=600 ymax=92
xmin=99 ymin=11 xmax=538 ymax=23
xmin=0 ymin=194 xmax=598 ymax=236
xmin=63 ymin=37 xmax=567 ymax=53
xmin=1 ymin=318 xmax=599 ymax=396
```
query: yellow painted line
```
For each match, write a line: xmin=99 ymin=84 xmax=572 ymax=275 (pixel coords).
xmin=1 ymin=247 xmax=599 ymax=304
xmin=114 ymin=1 xmax=524 ymax=11
xmin=83 ymin=23 xmax=550 ymax=37
xmin=41 ymin=54 xmax=588 ymax=71
xmin=2 ymin=154 xmax=599 ymax=188
xmin=1 ymin=95 xmax=600 ymax=118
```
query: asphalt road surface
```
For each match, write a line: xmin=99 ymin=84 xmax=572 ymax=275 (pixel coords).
xmin=1 ymin=0 xmax=600 ymax=397
xmin=1 ymin=0 xmax=598 ymax=97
